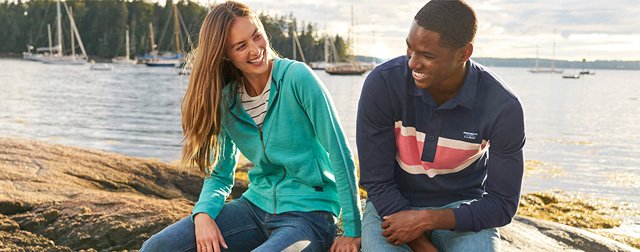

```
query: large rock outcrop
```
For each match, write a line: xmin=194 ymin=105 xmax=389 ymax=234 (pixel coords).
xmin=0 ymin=138 xmax=636 ymax=251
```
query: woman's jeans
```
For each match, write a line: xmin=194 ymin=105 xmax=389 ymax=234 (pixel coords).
xmin=140 ymin=197 xmax=336 ymax=252
xmin=361 ymin=200 xmax=501 ymax=252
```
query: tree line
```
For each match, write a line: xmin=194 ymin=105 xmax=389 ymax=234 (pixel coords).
xmin=0 ymin=0 xmax=351 ymax=62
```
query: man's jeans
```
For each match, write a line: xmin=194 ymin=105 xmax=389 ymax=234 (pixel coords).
xmin=361 ymin=200 xmax=500 ymax=252
xmin=140 ymin=197 xmax=336 ymax=252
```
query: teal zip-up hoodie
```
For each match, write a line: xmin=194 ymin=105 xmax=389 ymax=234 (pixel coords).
xmin=192 ymin=58 xmax=362 ymax=237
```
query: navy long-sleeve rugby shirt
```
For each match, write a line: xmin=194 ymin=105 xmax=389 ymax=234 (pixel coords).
xmin=357 ymin=56 xmax=526 ymax=232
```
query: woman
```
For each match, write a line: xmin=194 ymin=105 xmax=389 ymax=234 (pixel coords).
xmin=140 ymin=1 xmax=361 ymax=252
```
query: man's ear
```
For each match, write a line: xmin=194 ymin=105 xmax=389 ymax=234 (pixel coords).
xmin=458 ymin=43 xmax=473 ymax=63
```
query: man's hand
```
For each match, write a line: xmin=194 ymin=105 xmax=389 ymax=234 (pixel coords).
xmin=330 ymin=236 xmax=361 ymax=252
xmin=381 ymin=209 xmax=455 ymax=245
xmin=194 ymin=213 xmax=228 ymax=252
xmin=381 ymin=210 xmax=428 ymax=245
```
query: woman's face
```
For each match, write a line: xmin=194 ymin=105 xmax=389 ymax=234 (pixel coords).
xmin=225 ymin=16 xmax=270 ymax=77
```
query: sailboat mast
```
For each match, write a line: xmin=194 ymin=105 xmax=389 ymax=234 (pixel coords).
xmin=551 ymin=30 xmax=556 ymax=70
xmin=70 ymin=7 xmax=75 ymax=60
xmin=56 ymin=0 xmax=62 ymax=57
xmin=324 ymin=36 xmax=329 ymax=64
xmin=126 ymin=29 xmax=130 ymax=61
xmin=293 ymin=32 xmax=306 ymax=63
xmin=351 ymin=5 xmax=356 ymax=57
xmin=149 ymin=22 xmax=156 ymax=55
xmin=62 ymin=2 xmax=87 ymax=60
xmin=172 ymin=3 xmax=183 ymax=55
xmin=292 ymin=26 xmax=296 ymax=60
xmin=47 ymin=24 xmax=53 ymax=55
xmin=535 ymin=45 xmax=539 ymax=68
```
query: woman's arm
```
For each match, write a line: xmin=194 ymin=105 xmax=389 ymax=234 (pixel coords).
xmin=191 ymin=128 xmax=239 ymax=222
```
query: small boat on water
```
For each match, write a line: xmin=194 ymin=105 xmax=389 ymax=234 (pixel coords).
xmin=562 ymin=73 xmax=581 ymax=79
xmin=529 ymin=68 xmax=564 ymax=74
xmin=42 ymin=55 xmax=86 ymax=65
xmin=90 ymin=63 xmax=113 ymax=71
xmin=142 ymin=54 xmax=182 ymax=67
xmin=325 ymin=63 xmax=368 ymax=76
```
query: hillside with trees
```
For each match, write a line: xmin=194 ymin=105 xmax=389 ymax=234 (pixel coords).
xmin=0 ymin=0 xmax=351 ymax=62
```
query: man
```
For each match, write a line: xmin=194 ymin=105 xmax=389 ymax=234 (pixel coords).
xmin=357 ymin=0 xmax=526 ymax=251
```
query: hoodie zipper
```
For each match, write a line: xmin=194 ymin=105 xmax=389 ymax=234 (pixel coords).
xmin=273 ymin=169 xmax=286 ymax=215
xmin=248 ymin=71 xmax=285 ymax=216
xmin=259 ymin=126 xmax=285 ymax=215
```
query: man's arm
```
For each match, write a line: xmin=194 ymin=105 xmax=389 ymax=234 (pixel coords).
xmin=357 ymin=70 xmax=411 ymax=217
xmin=452 ymin=98 xmax=526 ymax=231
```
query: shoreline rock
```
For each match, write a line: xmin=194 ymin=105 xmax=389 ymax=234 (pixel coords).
xmin=0 ymin=138 xmax=637 ymax=251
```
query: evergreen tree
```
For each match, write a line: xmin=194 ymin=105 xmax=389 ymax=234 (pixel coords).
xmin=0 ymin=0 xmax=352 ymax=61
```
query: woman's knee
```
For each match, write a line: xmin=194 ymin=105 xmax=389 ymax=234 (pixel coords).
xmin=139 ymin=217 xmax=196 ymax=252
xmin=139 ymin=233 xmax=167 ymax=252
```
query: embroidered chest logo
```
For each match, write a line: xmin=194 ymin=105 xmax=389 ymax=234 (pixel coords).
xmin=463 ymin=131 xmax=478 ymax=140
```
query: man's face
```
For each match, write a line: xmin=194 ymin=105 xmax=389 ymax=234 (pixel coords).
xmin=406 ymin=21 xmax=463 ymax=90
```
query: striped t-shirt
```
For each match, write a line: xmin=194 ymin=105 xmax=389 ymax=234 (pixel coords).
xmin=240 ymin=76 xmax=271 ymax=128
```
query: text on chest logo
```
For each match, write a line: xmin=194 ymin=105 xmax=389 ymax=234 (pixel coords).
xmin=463 ymin=131 xmax=478 ymax=140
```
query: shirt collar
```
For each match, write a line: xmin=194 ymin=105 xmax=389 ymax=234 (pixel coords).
xmin=453 ymin=59 xmax=478 ymax=109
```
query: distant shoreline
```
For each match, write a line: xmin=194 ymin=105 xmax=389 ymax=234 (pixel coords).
xmin=4 ymin=54 xmax=639 ymax=71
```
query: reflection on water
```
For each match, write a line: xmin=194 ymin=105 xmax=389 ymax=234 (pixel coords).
xmin=490 ymin=66 xmax=640 ymax=204
xmin=1 ymin=59 xmax=186 ymax=160
xmin=1 ymin=58 xmax=640 ymax=206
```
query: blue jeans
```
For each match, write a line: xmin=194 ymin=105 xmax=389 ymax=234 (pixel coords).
xmin=140 ymin=197 xmax=336 ymax=252
xmin=361 ymin=200 xmax=500 ymax=252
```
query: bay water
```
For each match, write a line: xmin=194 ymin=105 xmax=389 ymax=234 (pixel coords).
xmin=1 ymin=58 xmax=638 ymax=235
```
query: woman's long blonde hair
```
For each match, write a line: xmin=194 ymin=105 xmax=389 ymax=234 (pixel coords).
xmin=182 ymin=1 xmax=271 ymax=174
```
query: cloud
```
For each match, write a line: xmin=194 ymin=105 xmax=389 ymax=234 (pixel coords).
xmin=196 ymin=0 xmax=640 ymax=60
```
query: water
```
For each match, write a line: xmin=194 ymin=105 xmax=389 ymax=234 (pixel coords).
xmin=1 ymin=59 xmax=186 ymax=160
xmin=2 ymin=59 xmax=639 ymax=230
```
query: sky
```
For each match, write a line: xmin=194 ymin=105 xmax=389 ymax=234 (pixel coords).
xmin=175 ymin=0 xmax=640 ymax=61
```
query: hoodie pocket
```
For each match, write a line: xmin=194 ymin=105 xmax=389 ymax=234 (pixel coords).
xmin=292 ymin=158 xmax=325 ymax=188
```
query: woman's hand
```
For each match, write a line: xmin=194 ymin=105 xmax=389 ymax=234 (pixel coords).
xmin=194 ymin=213 xmax=228 ymax=252
xmin=330 ymin=236 xmax=361 ymax=252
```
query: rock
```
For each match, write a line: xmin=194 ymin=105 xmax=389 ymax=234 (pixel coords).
xmin=0 ymin=138 xmax=200 ymax=250
xmin=0 ymin=213 xmax=72 ymax=251
xmin=0 ymin=137 xmax=637 ymax=251
xmin=500 ymin=216 xmax=638 ymax=252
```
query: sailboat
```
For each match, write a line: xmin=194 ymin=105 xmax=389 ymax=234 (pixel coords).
xmin=323 ymin=6 xmax=369 ymax=76
xmin=324 ymin=36 xmax=368 ymax=76
xmin=579 ymin=58 xmax=595 ymax=75
xmin=528 ymin=45 xmax=563 ymax=74
xmin=112 ymin=28 xmax=136 ymax=64
xmin=529 ymin=31 xmax=562 ymax=74
xmin=22 ymin=3 xmax=57 ymax=62
xmin=143 ymin=3 xmax=185 ymax=67
xmin=22 ymin=24 xmax=57 ymax=62
xmin=41 ymin=0 xmax=88 ymax=65
xmin=308 ymin=35 xmax=330 ymax=70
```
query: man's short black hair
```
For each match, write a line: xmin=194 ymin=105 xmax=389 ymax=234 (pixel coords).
xmin=414 ymin=0 xmax=477 ymax=49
